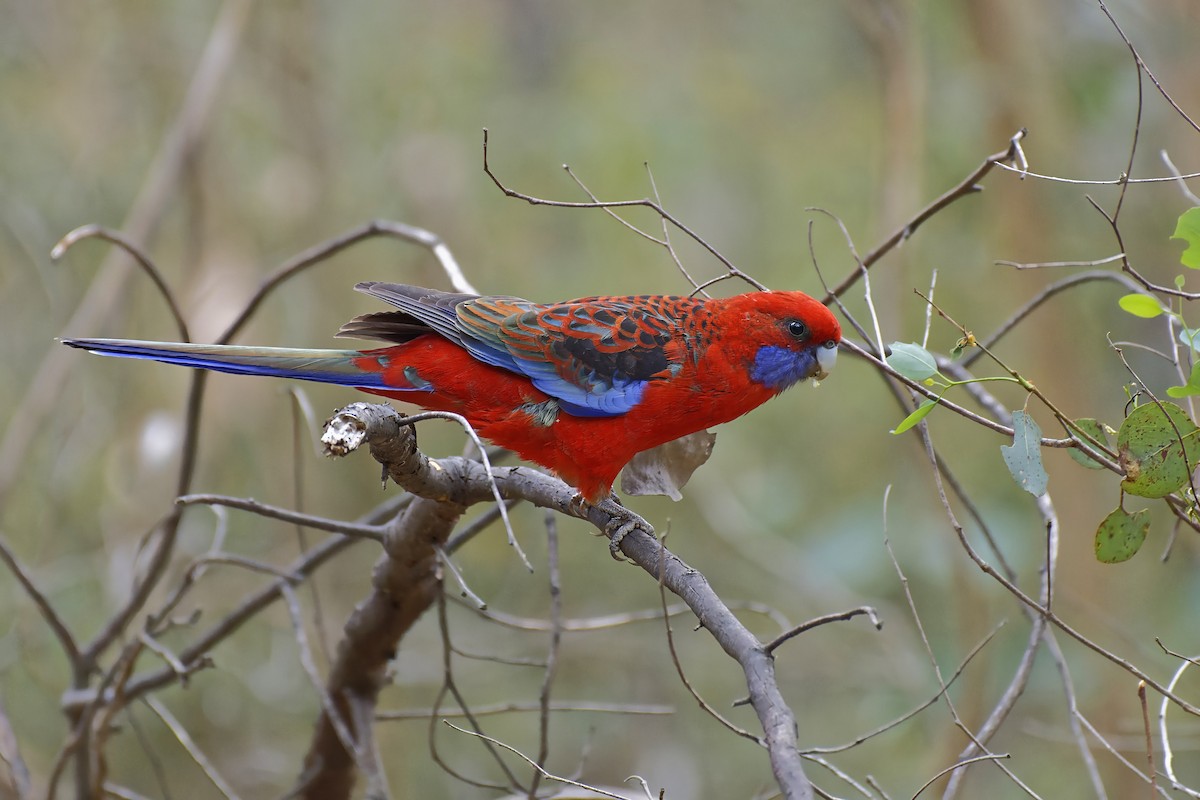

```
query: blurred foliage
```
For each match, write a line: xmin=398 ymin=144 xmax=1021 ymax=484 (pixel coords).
xmin=3 ymin=0 xmax=1200 ymax=798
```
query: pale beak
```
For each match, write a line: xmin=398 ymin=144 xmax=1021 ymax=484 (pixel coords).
xmin=813 ymin=341 xmax=838 ymax=382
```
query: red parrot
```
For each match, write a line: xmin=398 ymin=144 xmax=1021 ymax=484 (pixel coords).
xmin=62 ymin=282 xmax=841 ymax=504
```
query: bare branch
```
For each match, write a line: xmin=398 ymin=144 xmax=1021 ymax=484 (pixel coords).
xmin=911 ymin=753 xmax=1015 ymax=799
xmin=764 ymin=606 xmax=882 ymax=655
xmin=176 ymin=494 xmax=386 ymax=542
xmin=804 ymin=623 xmax=1003 ymax=755
xmin=296 ymin=401 xmax=818 ymax=799
xmin=1161 ymin=150 xmax=1200 ymax=205
xmin=444 ymin=721 xmax=636 ymax=800
xmin=963 ymin=270 xmax=1142 ymax=368
xmin=482 ymin=128 xmax=767 ymax=291
xmin=377 ymin=701 xmax=673 ymax=721
xmin=51 ymin=225 xmax=190 ymax=343
xmin=824 ymin=130 xmax=1027 ymax=300
xmin=912 ymin=405 xmax=1200 ymax=717
xmin=657 ymin=535 xmax=760 ymax=743
xmin=142 ymin=696 xmax=242 ymax=800
xmin=1095 ymin=0 xmax=1200 ymax=134
xmin=436 ymin=547 xmax=487 ymax=610
xmin=528 ymin=511 xmax=564 ymax=797
xmin=0 ymin=0 xmax=253 ymax=517
xmin=0 ymin=534 xmax=80 ymax=670
xmin=218 ymin=220 xmax=477 ymax=346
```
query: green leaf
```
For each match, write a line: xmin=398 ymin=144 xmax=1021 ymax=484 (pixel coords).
xmin=891 ymin=398 xmax=938 ymax=435
xmin=1172 ymin=207 xmax=1200 ymax=269
xmin=1095 ymin=507 xmax=1150 ymax=563
xmin=1176 ymin=274 xmax=1187 ymax=290
xmin=1167 ymin=363 xmax=1200 ymax=398
xmin=1179 ymin=327 xmax=1200 ymax=352
xmin=1117 ymin=401 xmax=1200 ymax=498
xmin=1118 ymin=294 xmax=1164 ymax=319
xmin=1001 ymin=410 xmax=1048 ymax=496
xmin=1068 ymin=418 xmax=1109 ymax=470
xmin=886 ymin=342 xmax=938 ymax=381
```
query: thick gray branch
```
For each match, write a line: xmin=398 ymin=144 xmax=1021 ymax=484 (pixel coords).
xmin=299 ymin=403 xmax=813 ymax=800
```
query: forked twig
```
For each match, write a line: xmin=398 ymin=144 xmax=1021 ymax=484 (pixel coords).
xmin=483 ymin=128 xmax=766 ymax=292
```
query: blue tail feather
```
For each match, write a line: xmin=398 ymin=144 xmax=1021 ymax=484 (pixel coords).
xmin=60 ymin=338 xmax=401 ymax=390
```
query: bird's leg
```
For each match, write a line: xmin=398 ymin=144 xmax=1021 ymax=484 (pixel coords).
xmin=569 ymin=493 xmax=656 ymax=560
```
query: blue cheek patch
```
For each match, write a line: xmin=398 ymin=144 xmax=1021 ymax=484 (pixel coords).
xmin=751 ymin=345 xmax=817 ymax=390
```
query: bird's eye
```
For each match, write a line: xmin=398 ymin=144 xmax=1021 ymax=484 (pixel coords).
xmin=786 ymin=320 xmax=809 ymax=340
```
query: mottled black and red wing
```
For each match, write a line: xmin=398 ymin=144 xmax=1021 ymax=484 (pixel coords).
xmin=339 ymin=283 xmax=706 ymax=418
xmin=457 ymin=295 xmax=703 ymax=416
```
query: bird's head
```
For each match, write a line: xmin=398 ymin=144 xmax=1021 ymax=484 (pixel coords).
xmin=722 ymin=291 xmax=841 ymax=391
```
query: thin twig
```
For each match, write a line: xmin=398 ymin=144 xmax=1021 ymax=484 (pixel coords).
xmin=444 ymin=721 xmax=634 ymax=800
xmin=1137 ymin=681 xmax=1158 ymax=800
xmin=529 ymin=511 xmax=564 ymax=797
xmin=1155 ymin=641 xmax=1200 ymax=797
xmin=1160 ymin=150 xmax=1200 ymax=205
xmin=995 ymin=254 xmax=1125 ymax=270
xmin=803 ymin=623 xmax=1003 ymax=755
xmin=61 ymin=529 xmax=365 ymax=711
xmin=436 ymin=547 xmax=487 ymax=609
xmin=764 ymin=607 xmax=882 ymax=655
xmin=1074 ymin=713 xmax=1174 ymax=798
xmin=910 ymin=754 xmax=1012 ymax=799
xmin=428 ymin=574 xmax=520 ymax=793
xmin=176 ymin=494 xmax=386 ymax=542
xmin=888 ymin=468 xmax=1042 ymax=798
xmin=365 ymin=407 xmax=530 ymax=570
xmin=0 ymin=0 xmax=252 ymax=520
xmin=0 ymin=534 xmax=81 ymax=668
xmin=142 ymin=696 xmax=242 ymax=800
xmin=824 ymin=130 xmax=1027 ymax=300
xmin=378 ymin=701 xmax=673 ymax=721
xmin=445 ymin=500 xmax=522 ymax=554
xmin=1095 ymin=0 xmax=1200 ymax=134
xmin=281 ymin=583 xmax=390 ymax=799
xmin=482 ymin=128 xmax=766 ymax=291
xmin=656 ymin=532 xmax=760 ymax=743
xmin=51 ymin=225 xmax=190 ymax=343
xmin=217 ymin=220 xmax=477 ymax=346
xmin=562 ymin=164 xmax=669 ymax=248
xmin=993 ymin=162 xmax=1200 ymax=185
xmin=1041 ymin=631 xmax=1108 ymax=799
xmin=286 ymin=386 xmax=333 ymax=667
xmin=963 ymin=270 xmax=1142 ymax=368
xmin=911 ymin=399 xmax=1200 ymax=716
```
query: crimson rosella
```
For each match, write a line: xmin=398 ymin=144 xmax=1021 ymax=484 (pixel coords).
xmin=63 ymin=282 xmax=841 ymax=503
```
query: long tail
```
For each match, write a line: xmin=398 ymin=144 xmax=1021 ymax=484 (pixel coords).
xmin=60 ymin=338 xmax=397 ymax=390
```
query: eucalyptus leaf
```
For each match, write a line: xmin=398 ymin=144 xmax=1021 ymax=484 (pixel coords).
xmin=1001 ymin=411 xmax=1048 ymax=496
xmin=1117 ymin=401 xmax=1200 ymax=498
xmin=1167 ymin=363 xmax=1200 ymax=398
xmin=1178 ymin=327 xmax=1200 ymax=353
xmin=1095 ymin=507 xmax=1150 ymax=563
xmin=891 ymin=398 xmax=938 ymax=435
xmin=1067 ymin=418 xmax=1109 ymax=470
xmin=886 ymin=342 xmax=939 ymax=382
xmin=1172 ymin=207 xmax=1200 ymax=269
xmin=1118 ymin=294 xmax=1164 ymax=319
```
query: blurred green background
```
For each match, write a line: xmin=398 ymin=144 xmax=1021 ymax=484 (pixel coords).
xmin=3 ymin=1 xmax=1200 ymax=797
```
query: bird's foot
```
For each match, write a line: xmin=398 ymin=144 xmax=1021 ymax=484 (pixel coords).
xmin=570 ymin=493 xmax=655 ymax=561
